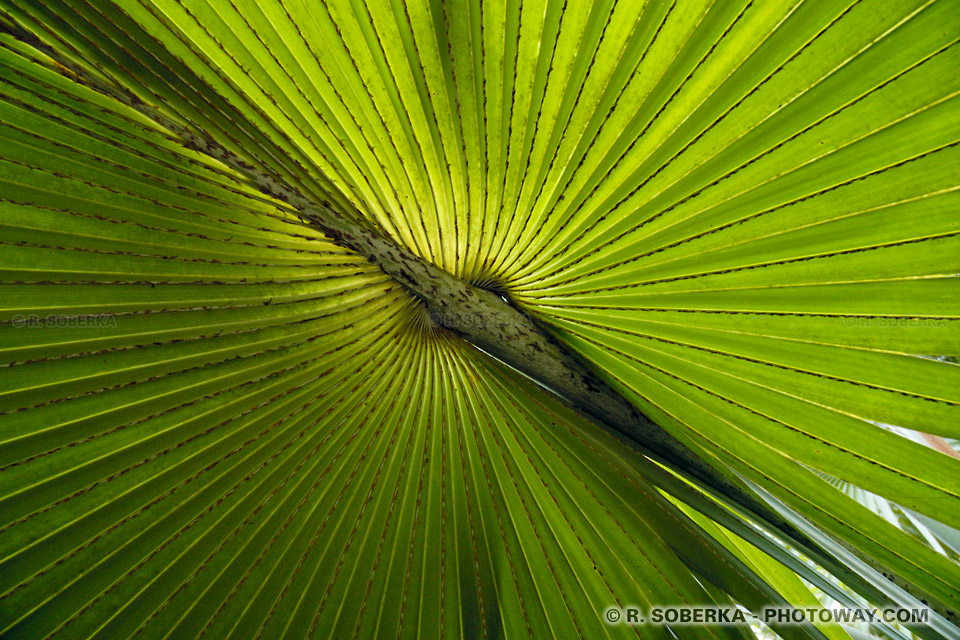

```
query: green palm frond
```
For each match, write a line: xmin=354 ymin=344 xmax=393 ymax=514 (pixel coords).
xmin=1 ymin=1 xmax=957 ymax=638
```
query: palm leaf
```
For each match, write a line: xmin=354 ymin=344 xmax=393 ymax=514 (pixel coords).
xmin=1 ymin=0 xmax=957 ymax=638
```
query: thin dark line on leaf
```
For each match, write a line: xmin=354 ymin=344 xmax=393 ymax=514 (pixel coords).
xmin=498 ymin=0 xmax=571 ymax=266
xmin=308 ymin=374 xmax=412 ymax=639
xmin=555 ymin=314 xmax=959 ymax=406
xmin=318 ymin=0 xmax=436 ymax=260
xmin=123 ymin=358 xmax=395 ymax=640
xmin=517 ymin=0 xmax=867 ymax=282
xmin=0 ymin=239 xmax=326 ymax=270
xmin=248 ymin=337 xmax=411 ymax=640
xmin=350 ymin=354 xmax=421 ymax=638
xmin=484 ymin=0 xmax=525 ymax=277
xmin=340 ymin=0 xmax=444 ymax=263
xmin=44 ymin=0 xmax=287 ymax=181
xmin=0 ymin=276 xmax=385 ymax=329
xmin=0 ymin=61 xmax=275 ymax=195
xmin=0 ymin=192 xmax=341 ymax=250
xmin=528 ymin=14 xmax=953 ymax=285
xmin=573 ymin=331 xmax=960 ymax=502
xmin=596 ymin=357 xmax=960 ymax=611
xmin=471 ymin=372 xmax=607 ymax=637
xmin=439 ymin=350 xmax=448 ymax=638
xmin=0 ymin=342 xmax=380 ymax=605
xmin=274 ymin=0 xmax=428 ymax=260
xmin=517 ymin=0 xmax=716 ymax=278
xmin=438 ymin=0 xmax=470 ymax=278
xmin=0 ymin=273 xmax=384 ymax=315
xmin=491 ymin=367 xmax=739 ymax=640
xmin=536 ymin=145 xmax=959 ymax=286
xmin=44 ymin=343 xmax=399 ymax=640
xmin=0 ymin=100 xmax=331 ymax=232
xmin=455 ymin=355 xmax=533 ymax=638
xmin=463 ymin=375 xmax=584 ymax=640
xmin=500 ymin=0 xmax=675 ymax=279
xmin=517 ymin=0 xmax=622 ymax=265
xmin=165 ymin=0 xmax=370 ymax=209
xmin=532 ymin=303 xmax=958 ymax=321
xmin=221 ymin=0 xmax=408 ymax=240
xmin=397 ymin=0 xmax=461 ymax=274
xmin=448 ymin=351 xmax=489 ymax=639
xmin=285 ymin=384 xmax=397 ymax=639
xmin=476 ymin=0 xmax=493 ymax=278
xmin=0 ymin=2 xmax=120 ymax=95
xmin=0 ymin=286 xmax=391 ymax=369
xmin=395 ymin=346 xmax=433 ymax=638
xmin=0 ymin=299 xmax=395 ymax=418
xmin=198 ymin=336 xmax=412 ymax=640
xmin=105 ymin=0 xmax=354 ymax=213
xmin=0 ymin=153 xmax=332 ymax=242
xmin=0 ymin=321 xmax=389 ymax=486
xmin=536 ymin=231 xmax=960 ymax=295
